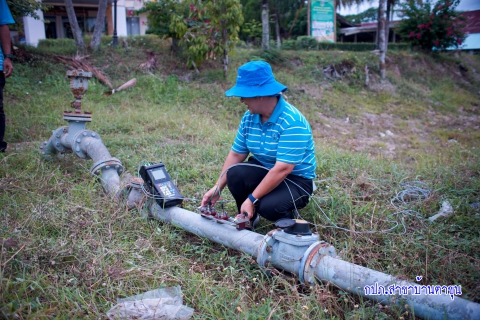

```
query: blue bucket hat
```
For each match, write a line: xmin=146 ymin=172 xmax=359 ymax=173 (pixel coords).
xmin=225 ymin=61 xmax=287 ymax=98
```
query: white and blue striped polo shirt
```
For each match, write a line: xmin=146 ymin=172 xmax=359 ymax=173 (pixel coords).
xmin=232 ymin=96 xmax=316 ymax=179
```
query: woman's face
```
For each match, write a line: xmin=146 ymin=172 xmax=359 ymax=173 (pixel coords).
xmin=240 ymin=97 xmax=265 ymax=114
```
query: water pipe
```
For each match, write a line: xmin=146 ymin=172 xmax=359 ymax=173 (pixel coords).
xmin=39 ymin=70 xmax=480 ymax=319
xmin=40 ymin=70 xmax=142 ymax=204
xmin=313 ymin=255 xmax=478 ymax=320
xmin=148 ymin=201 xmax=264 ymax=256
xmin=148 ymin=203 xmax=480 ymax=320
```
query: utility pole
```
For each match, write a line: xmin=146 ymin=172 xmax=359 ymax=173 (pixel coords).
xmin=307 ymin=0 xmax=310 ymax=36
xmin=379 ymin=0 xmax=386 ymax=80
xmin=112 ymin=0 xmax=118 ymax=47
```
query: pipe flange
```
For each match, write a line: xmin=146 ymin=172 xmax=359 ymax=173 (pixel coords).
xmin=72 ymin=129 xmax=101 ymax=159
xmin=52 ymin=126 xmax=69 ymax=153
xmin=299 ymin=241 xmax=337 ymax=285
xmin=91 ymin=158 xmax=123 ymax=177
xmin=256 ymin=231 xmax=278 ymax=268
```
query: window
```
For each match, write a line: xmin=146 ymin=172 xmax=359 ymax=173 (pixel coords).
xmin=127 ymin=17 xmax=140 ymax=36
xmin=44 ymin=16 xmax=57 ymax=39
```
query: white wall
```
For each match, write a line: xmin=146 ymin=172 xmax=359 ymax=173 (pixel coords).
xmin=338 ymin=0 xmax=480 ymax=16
xmin=23 ymin=9 xmax=46 ymax=47
xmin=139 ymin=13 xmax=148 ymax=35
xmin=113 ymin=5 xmax=128 ymax=37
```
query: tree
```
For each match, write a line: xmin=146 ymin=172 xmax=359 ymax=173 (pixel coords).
xmin=344 ymin=7 xmax=377 ymax=24
xmin=273 ymin=7 xmax=281 ymax=48
xmin=397 ymin=0 xmax=466 ymax=52
xmin=140 ymin=0 xmax=243 ymax=73
xmin=340 ymin=1 xmax=397 ymax=51
xmin=261 ymin=0 xmax=269 ymax=50
xmin=336 ymin=0 xmax=368 ymax=17
xmin=204 ymin=0 xmax=244 ymax=77
xmin=6 ymin=0 xmax=49 ymax=21
xmin=90 ymin=0 xmax=108 ymax=50
xmin=383 ymin=0 xmax=400 ymax=51
xmin=239 ymin=19 xmax=262 ymax=43
xmin=285 ymin=0 xmax=303 ymax=39
xmin=240 ymin=0 xmax=262 ymax=40
xmin=287 ymin=4 xmax=307 ymax=39
xmin=378 ymin=0 xmax=386 ymax=80
xmin=239 ymin=0 xmax=308 ymax=44
xmin=241 ymin=0 xmax=262 ymax=22
xmin=138 ymin=0 xmax=188 ymax=53
xmin=64 ymin=0 xmax=85 ymax=55
xmin=266 ymin=0 xmax=305 ymax=40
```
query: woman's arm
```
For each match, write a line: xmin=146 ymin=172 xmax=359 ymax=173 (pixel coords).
xmin=201 ymin=150 xmax=248 ymax=206
xmin=0 ymin=25 xmax=13 ymax=77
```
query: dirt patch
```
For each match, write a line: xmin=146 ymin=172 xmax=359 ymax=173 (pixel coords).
xmin=312 ymin=109 xmax=477 ymax=158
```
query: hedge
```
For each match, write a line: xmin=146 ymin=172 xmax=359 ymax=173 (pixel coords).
xmin=281 ymin=37 xmax=410 ymax=52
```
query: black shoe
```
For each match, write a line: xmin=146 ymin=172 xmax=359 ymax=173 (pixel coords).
xmin=0 ymin=141 xmax=6 ymax=152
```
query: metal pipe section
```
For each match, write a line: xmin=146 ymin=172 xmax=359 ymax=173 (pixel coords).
xmin=148 ymin=203 xmax=265 ymax=257
xmin=41 ymin=137 xmax=58 ymax=158
xmin=120 ymin=175 xmax=145 ymax=209
xmin=41 ymin=126 xmax=70 ymax=158
xmin=314 ymin=256 xmax=480 ymax=320
xmin=150 ymin=205 xmax=480 ymax=320
xmin=41 ymin=126 xmax=123 ymax=196
xmin=40 ymin=69 xmax=144 ymax=206
xmin=95 ymin=162 xmax=121 ymax=196
xmin=77 ymin=134 xmax=122 ymax=196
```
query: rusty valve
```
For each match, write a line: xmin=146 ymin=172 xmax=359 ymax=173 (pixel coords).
xmin=67 ymin=70 xmax=93 ymax=113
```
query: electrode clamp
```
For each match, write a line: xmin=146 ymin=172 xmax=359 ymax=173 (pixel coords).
xmin=198 ymin=205 xmax=251 ymax=230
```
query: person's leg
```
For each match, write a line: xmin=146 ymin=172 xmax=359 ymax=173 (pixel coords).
xmin=0 ymin=72 xmax=6 ymax=152
xmin=255 ymin=174 xmax=313 ymax=221
xmin=226 ymin=157 xmax=313 ymax=222
xmin=226 ymin=157 xmax=268 ymax=213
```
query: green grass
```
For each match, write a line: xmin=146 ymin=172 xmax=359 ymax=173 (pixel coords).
xmin=1 ymin=37 xmax=479 ymax=318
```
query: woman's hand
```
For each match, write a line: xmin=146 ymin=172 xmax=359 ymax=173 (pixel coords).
xmin=238 ymin=198 xmax=255 ymax=220
xmin=201 ymin=186 xmax=222 ymax=206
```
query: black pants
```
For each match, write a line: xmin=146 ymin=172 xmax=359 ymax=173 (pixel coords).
xmin=226 ymin=157 xmax=313 ymax=222
xmin=0 ymin=72 xmax=5 ymax=145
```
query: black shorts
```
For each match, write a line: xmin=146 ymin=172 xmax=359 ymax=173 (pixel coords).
xmin=0 ymin=71 xmax=5 ymax=144
xmin=226 ymin=157 xmax=313 ymax=222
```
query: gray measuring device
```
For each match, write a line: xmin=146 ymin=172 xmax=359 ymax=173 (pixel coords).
xmin=139 ymin=162 xmax=184 ymax=208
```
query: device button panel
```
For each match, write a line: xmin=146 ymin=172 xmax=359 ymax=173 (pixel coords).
xmin=157 ymin=181 xmax=176 ymax=197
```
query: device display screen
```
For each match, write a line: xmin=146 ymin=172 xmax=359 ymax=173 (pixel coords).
xmin=151 ymin=169 xmax=166 ymax=180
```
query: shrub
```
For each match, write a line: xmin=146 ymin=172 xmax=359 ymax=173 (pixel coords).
xmin=396 ymin=0 xmax=466 ymax=52
xmin=37 ymin=38 xmax=76 ymax=55
xmin=281 ymin=39 xmax=296 ymax=50
xmin=388 ymin=43 xmax=411 ymax=51
xmin=257 ymin=48 xmax=286 ymax=64
xmin=281 ymin=41 xmax=409 ymax=52
xmin=296 ymin=36 xmax=319 ymax=50
xmin=239 ymin=19 xmax=262 ymax=43
xmin=138 ymin=0 xmax=244 ymax=70
xmin=318 ymin=42 xmax=343 ymax=51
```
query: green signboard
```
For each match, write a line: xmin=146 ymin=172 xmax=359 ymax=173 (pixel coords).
xmin=310 ymin=0 xmax=335 ymax=43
